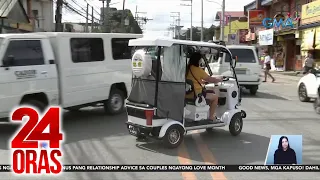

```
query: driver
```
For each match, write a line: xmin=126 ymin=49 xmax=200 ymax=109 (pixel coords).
xmin=186 ymin=52 xmax=223 ymax=122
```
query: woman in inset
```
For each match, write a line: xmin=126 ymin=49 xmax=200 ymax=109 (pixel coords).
xmin=274 ymin=136 xmax=297 ymax=164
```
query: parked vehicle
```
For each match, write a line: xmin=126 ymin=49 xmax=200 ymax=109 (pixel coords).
xmin=0 ymin=32 xmax=142 ymax=119
xmin=208 ymin=45 xmax=261 ymax=95
xmin=297 ymin=68 xmax=320 ymax=102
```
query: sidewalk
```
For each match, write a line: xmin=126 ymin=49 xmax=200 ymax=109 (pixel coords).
xmin=260 ymin=71 xmax=302 ymax=82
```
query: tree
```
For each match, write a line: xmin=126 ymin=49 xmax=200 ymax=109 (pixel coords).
xmin=177 ymin=25 xmax=215 ymax=41
xmin=108 ymin=9 xmax=142 ymax=34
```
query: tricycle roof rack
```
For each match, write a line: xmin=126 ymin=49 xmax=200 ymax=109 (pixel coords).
xmin=128 ymin=38 xmax=227 ymax=48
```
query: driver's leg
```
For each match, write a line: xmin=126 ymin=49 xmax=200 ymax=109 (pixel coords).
xmin=206 ymin=93 xmax=218 ymax=120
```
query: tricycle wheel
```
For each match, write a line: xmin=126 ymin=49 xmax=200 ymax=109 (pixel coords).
xmin=229 ymin=113 xmax=243 ymax=136
xmin=163 ymin=125 xmax=184 ymax=149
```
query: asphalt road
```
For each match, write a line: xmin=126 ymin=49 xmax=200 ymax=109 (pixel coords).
xmin=0 ymin=75 xmax=319 ymax=180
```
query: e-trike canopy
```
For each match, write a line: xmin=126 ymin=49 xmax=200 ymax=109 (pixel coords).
xmin=127 ymin=38 xmax=238 ymax=121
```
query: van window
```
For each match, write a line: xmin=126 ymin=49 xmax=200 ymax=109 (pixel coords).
xmin=226 ymin=49 xmax=256 ymax=63
xmin=112 ymin=38 xmax=135 ymax=60
xmin=70 ymin=38 xmax=104 ymax=63
xmin=4 ymin=40 xmax=44 ymax=66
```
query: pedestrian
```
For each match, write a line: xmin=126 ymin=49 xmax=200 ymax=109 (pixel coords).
xmin=303 ymin=51 xmax=314 ymax=74
xmin=263 ymin=51 xmax=275 ymax=82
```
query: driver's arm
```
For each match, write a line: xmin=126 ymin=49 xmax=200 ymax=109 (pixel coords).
xmin=196 ymin=67 xmax=222 ymax=83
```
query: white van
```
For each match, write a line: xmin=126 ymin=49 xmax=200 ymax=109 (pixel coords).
xmin=208 ymin=45 xmax=261 ymax=95
xmin=0 ymin=32 xmax=142 ymax=119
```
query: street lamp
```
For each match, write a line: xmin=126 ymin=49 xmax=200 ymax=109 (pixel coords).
xmin=171 ymin=12 xmax=182 ymax=39
xmin=205 ymin=0 xmax=225 ymax=41
xmin=181 ymin=0 xmax=192 ymax=40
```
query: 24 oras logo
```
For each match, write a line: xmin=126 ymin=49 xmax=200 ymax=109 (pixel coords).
xmin=9 ymin=106 xmax=64 ymax=175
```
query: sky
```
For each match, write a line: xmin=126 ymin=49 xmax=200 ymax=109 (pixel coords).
xmin=62 ymin=0 xmax=254 ymax=37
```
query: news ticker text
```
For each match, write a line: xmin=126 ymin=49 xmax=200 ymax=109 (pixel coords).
xmin=0 ymin=165 xmax=319 ymax=172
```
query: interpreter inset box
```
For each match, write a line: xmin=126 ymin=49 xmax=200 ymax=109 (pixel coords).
xmin=265 ymin=135 xmax=302 ymax=165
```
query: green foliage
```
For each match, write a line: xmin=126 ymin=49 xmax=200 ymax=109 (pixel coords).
xmin=178 ymin=25 xmax=215 ymax=41
xmin=107 ymin=9 xmax=142 ymax=34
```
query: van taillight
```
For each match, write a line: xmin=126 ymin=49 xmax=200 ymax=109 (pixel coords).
xmin=145 ymin=109 xmax=154 ymax=126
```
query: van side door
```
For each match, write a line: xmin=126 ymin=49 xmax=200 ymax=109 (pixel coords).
xmin=0 ymin=39 xmax=56 ymax=118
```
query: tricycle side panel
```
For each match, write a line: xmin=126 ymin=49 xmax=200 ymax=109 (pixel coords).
xmin=127 ymin=115 xmax=168 ymax=127
xmin=221 ymin=109 xmax=243 ymax=125
xmin=158 ymin=120 xmax=185 ymax=138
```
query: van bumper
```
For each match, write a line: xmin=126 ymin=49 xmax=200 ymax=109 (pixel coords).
xmin=239 ymin=80 xmax=261 ymax=86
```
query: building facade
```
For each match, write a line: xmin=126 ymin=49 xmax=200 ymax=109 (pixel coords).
xmin=244 ymin=0 xmax=308 ymax=71
xmin=0 ymin=0 xmax=54 ymax=33
xmin=299 ymin=0 xmax=320 ymax=69
xmin=214 ymin=11 xmax=248 ymax=44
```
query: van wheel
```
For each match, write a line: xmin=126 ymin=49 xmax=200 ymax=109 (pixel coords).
xmin=206 ymin=128 xmax=214 ymax=133
xmin=67 ymin=107 xmax=81 ymax=112
xmin=21 ymin=99 xmax=46 ymax=113
xmin=250 ymin=86 xmax=258 ymax=95
xmin=163 ymin=125 xmax=184 ymax=149
xmin=104 ymin=89 xmax=125 ymax=115
xmin=229 ymin=113 xmax=243 ymax=136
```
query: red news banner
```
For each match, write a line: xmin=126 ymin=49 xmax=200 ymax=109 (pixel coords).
xmin=0 ymin=165 xmax=320 ymax=172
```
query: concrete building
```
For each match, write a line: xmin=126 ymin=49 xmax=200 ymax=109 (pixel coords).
xmin=214 ymin=11 xmax=248 ymax=43
xmin=22 ymin=0 xmax=54 ymax=32
xmin=0 ymin=0 xmax=53 ymax=33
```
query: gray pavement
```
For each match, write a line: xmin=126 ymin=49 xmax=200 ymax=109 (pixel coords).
xmin=0 ymin=75 xmax=319 ymax=180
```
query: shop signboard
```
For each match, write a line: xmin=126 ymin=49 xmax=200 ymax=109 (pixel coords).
xmin=301 ymin=29 xmax=315 ymax=51
xmin=301 ymin=0 xmax=320 ymax=25
xmin=238 ymin=29 xmax=249 ymax=43
xmin=315 ymin=28 xmax=320 ymax=50
xmin=248 ymin=10 xmax=266 ymax=26
xmin=262 ymin=17 xmax=294 ymax=29
xmin=227 ymin=34 xmax=238 ymax=45
xmin=258 ymin=29 xmax=274 ymax=46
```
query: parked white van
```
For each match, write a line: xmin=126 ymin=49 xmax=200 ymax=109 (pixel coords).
xmin=0 ymin=32 xmax=142 ymax=119
xmin=208 ymin=45 xmax=261 ymax=95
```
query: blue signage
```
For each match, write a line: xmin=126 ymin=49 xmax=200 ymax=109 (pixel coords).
xmin=262 ymin=18 xmax=294 ymax=29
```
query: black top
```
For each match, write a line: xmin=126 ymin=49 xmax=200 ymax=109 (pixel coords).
xmin=274 ymin=148 xmax=297 ymax=165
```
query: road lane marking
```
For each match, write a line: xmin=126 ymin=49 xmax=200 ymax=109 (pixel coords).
xmin=192 ymin=130 xmax=227 ymax=180
xmin=177 ymin=141 xmax=197 ymax=180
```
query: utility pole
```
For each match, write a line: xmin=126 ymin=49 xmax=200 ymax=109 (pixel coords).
xmin=55 ymin=0 xmax=63 ymax=32
xmin=220 ymin=0 xmax=225 ymax=41
xmin=121 ymin=0 xmax=126 ymax=32
xmin=201 ymin=0 xmax=203 ymax=41
xmin=181 ymin=0 xmax=192 ymax=40
xmin=100 ymin=0 xmax=105 ymax=31
xmin=171 ymin=12 xmax=181 ymax=39
xmin=105 ymin=0 xmax=110 ymax=33
xmin=229 ymin=15 xmax=231 ymax=34
xmin=85 ymin=3 xmax=89 ymax=32
xmin=135 ymin=5 xmax=137 ymax=19
xmin=135 ymin=11 xmax=152 ymax=32
xmin=91 ymin=6 xmax=94 ymax=32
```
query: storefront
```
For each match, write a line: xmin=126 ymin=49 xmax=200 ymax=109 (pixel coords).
xmin=274 ymin=29 xmax=301 ymax=71
xmin=299 ymin=0 xmax=320 ymax=69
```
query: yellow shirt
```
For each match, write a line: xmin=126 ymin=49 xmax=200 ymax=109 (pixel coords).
xmin=186 ymin=65 xmax=209 ymax=98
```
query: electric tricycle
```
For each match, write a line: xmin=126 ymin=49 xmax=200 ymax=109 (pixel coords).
xmin=125 ymin=38 xmax=246 ymax=148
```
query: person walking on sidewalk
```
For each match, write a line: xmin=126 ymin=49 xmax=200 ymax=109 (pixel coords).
xmin=263 ymin=51 xmax=275 ymax=82
xmin=303 ymin=51 xmax=314 ymax=74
